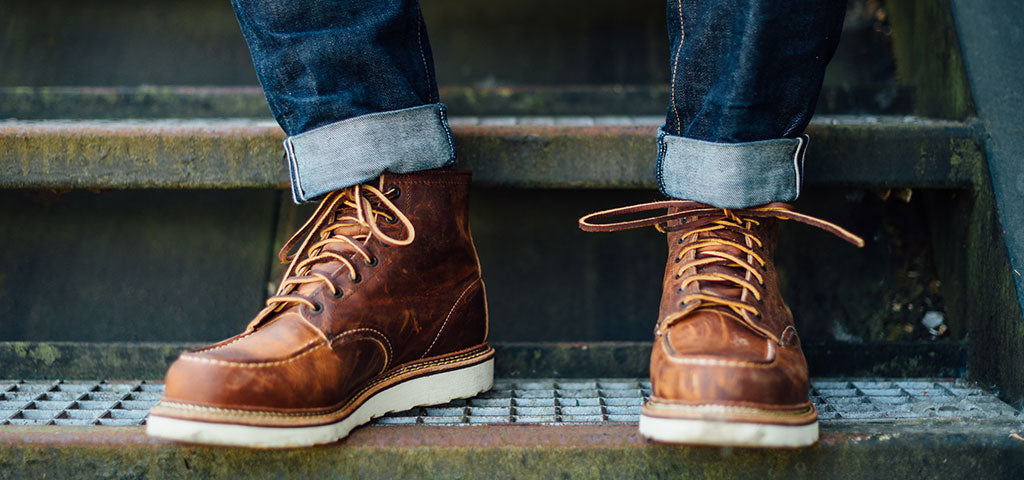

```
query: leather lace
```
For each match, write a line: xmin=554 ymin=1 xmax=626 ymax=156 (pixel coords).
xmin=248 ymin=184 xmax=414 ymax=330
xmin=579 ymin=201 xmax=863 ymax=321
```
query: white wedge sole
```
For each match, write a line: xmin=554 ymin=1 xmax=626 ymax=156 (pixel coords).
xmin=147 ymin=357 xmax=494 ymax=448
xmin=639 ymin=413 xmax=819 ymax=448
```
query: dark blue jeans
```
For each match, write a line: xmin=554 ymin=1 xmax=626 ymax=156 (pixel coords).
xmin=231 ymin=0 xmax=845 ymax=206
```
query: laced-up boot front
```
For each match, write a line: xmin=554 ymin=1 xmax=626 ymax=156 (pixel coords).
xmin=148 ymin=169 xmax=492 ymax=448
xmin=580 ymin=201 xmax=862 ymax=447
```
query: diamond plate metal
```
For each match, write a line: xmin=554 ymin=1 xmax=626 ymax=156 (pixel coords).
xmin=0 ymin=378 xmax=1018 ymax=426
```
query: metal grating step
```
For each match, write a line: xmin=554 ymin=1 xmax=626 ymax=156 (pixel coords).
xmin=1 ymin=378 xmax=1018 ymax=427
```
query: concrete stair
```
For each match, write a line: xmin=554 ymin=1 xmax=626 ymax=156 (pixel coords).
xmin=2 ymin=0 xmax=1023 ymax=478
xmin=0 ymin=115 xmax=980 ymax=190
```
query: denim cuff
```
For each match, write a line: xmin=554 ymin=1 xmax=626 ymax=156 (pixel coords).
xmin=283 ymin=103 xmax=456 ymax=203
xmin=656 ymin=129 xmax=808 ymax=209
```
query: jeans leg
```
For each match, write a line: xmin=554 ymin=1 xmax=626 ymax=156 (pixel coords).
xmin=657 ymin=0 xmax=846 ymax=208
xmin=231 ymin=0 xmax=455 ymax=202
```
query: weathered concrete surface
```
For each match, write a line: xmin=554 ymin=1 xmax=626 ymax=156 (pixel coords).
xmin=0 ymin=117 xmax=981 ymax=190
xmin=886 ymin=0 xmax=975 ymax=119
xmin=0 ymin=186 xmax=955 ymax=347
xmin=0 ymin=189 xmax=279 ymax=343
xmin=0 ymin=424 xmax=1021 ymax=479
xmin=0 ymin=341 xmax=966 ymax=381
xmin=949 ymin=0 xmax=1024 ymax=409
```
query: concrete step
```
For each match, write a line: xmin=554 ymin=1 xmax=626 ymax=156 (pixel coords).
xmin=0 ymin=115 xmax=982 ymax=190
xmin=0 ymin=375 xmax=1020 ymax=478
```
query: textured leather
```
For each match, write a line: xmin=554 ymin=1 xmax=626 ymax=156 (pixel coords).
xmin=648 ymin=208 xmax=815 ymax=423
xmin=579 ymin=201 xmax=862 ymax=425
xmin=151 ymin=169 xmax=490 ymax=426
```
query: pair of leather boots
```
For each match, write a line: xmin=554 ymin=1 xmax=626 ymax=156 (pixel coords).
xmin=147 ymin=169 xmax=861 ymax=448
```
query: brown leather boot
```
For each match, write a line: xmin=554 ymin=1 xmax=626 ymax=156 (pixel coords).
xmin=580 ymin=201 xmax=861 ymax=447
xmin=147 ymin=169 xmax=492 ymax=448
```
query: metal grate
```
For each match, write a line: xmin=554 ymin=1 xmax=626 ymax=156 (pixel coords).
xmin=0 ymin=380 xmax=161 ymax=426
xmin=0 ymin=378 xmax=1018 ymax=427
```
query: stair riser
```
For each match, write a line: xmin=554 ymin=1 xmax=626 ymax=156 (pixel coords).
xmin=0 ymin=341 xmax=966 ymax=380
xmin=0 ymin=188 xmax=954 ymax=347
xmin=0 ymin=85 xmax=916 ymax=119
xmin=0 ymin=1 xmax=894 ymax=90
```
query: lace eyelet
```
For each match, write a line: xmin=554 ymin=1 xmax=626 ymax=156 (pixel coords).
xmin=329 ymin=289 xmax=343 ymax=299
xmin=365 ymin=256 xmax=378 ymax=267
xmin=350 ymin=273 xmax=362 ymax=283
xmin=387 ymin=186 xmax=401 ymax=199
xmin=384 ymin=215 xmax=399 ymax=224
xmin=309 ymin=303 xmax=323 ymax=313
xmin=673 ymin=257 xmax=681 ymax=263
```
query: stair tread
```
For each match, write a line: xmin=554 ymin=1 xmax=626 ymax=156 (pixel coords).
xmin=1 ymin=377 xmax=1018 ymax=427
xmin=0 ymin=115 xmax=982 ymax=189
xmin=1 ymin=377 xmax=1021 ymax=479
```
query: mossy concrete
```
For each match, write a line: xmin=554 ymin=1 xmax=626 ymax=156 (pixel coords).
xmin=0 ymin=118 xmax=981 ymax=190
xmin=0 ymin=189 xmax=278 ymax=343
xmin=920 ymin=146 xmax=1024 ymax=408
xmin=948 ymin=0 xmax=1024 ymax=410
xmin=886 ymin=0 xmax=975 ymax=119
xmin=0 ymin=424 xmax=1021 ymax=479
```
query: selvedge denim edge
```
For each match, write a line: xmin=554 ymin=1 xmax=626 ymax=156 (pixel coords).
xmin=284 ymin=103 xmax=456 ymax=203
xmin=656 ymin=129 xmax=809 ymax=209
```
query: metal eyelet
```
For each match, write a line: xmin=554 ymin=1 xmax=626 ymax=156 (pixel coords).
xmin=310 ymin=303 xmax=323 ymax=313
xmin=364 ymin=256 xmax=378 ymax=267
xmin=329 ymin=289 xmax=343 ymax=299
xmin=350 ymin=273 xmax=362 ymax=284
xmin=387 ymin=186 xmax=401 ymax=199
xmin=384 ymin=215 xmax=399 ymax=224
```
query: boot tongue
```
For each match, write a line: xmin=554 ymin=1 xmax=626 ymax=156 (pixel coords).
xmin=688 ymin=214 xmax=748 ymax=303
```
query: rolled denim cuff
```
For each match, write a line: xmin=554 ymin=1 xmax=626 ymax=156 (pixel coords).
xmin=656 ymin=129 xmax=808 ymax=209
xmin=283 ymin=103 xmax=456 ymax=203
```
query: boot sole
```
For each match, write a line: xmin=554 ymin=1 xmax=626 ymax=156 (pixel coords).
xmin=639 ymin=413 xmax=819 ymax=448
xmin=147 ymin=353 xmax=494 ymax=448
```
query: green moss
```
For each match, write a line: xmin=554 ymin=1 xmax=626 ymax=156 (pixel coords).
xmin=886 ymin=0 xmax=976 ymax=118
xmin=27 ymin=343 xmax=60 ymax=366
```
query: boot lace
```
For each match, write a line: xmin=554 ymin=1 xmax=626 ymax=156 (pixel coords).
xmin=247 ymin=184 xmax=414 ymax=330
xmin=579 ymin=201 xmax=863 ymax=321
